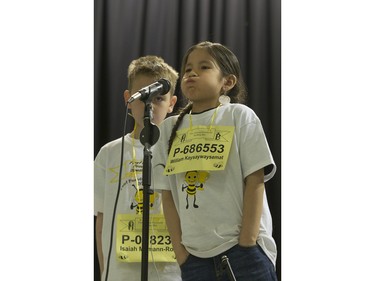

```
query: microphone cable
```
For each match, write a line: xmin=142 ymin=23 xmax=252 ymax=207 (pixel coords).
xmin=221 ymin=255 xmax=237 ymax=281
xmin=103 ymin=106 xmax=130 ymax=281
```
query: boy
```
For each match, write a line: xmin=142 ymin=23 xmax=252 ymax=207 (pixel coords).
xmin=95 ymin=56 xmax=180 ymax=281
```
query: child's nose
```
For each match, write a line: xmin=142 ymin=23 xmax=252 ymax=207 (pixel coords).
xmin=188 ymin=70 xmax=198 ymax=77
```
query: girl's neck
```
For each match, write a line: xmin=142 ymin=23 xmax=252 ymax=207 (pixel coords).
xmin=190 ymin=106 xmax=218 ymax=115
xmin=191 ymin=101 xmax=220 ymax=114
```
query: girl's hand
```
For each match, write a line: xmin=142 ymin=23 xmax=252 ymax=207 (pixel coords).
xmin=176 ymin=247 xmax=190 ymax=266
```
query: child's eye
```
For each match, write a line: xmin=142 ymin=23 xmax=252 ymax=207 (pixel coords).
xmin=152 ymin=96 xmax=164 ymax=103
xmin=185 ymin=67 xmax=192 ymax=73
xmin=201 ymin=65 xmax=210 ymax=70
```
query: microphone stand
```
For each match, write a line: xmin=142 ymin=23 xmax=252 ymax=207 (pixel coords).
xmin=221 ymin=255 xmax=237 ymax=281
xmin=139 ymin=100 xmax=160 ymax=281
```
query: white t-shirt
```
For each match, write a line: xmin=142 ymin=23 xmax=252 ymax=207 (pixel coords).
xmin=94 ymin=134 xmax=181 ymax=281
xmin=152 ymin=104 xmax=277 ymax=266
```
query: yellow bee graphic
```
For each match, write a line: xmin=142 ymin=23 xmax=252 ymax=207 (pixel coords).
xmin=181 ymin=171 xmax=209 ymax=209
xmin=130 ymin=185 xmax=155 ymax=214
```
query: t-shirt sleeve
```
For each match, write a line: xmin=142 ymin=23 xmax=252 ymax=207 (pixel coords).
xmin=240 ymin=117 xmax=276 ymax=182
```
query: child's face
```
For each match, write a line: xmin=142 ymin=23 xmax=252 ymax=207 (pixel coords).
xmin=125 ymin=75 xmax=177 ymax=128
xmin=181 ymin=48 xmax=226 ymax=111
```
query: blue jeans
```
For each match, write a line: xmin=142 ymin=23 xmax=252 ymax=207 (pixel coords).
xmin=180 ymin=244 xmax=278 ymax=281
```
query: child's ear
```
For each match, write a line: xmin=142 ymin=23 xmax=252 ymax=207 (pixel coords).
xmin=168 ymin=95 xmax=178 ymax=113
xmin=124 ymin=90 xmax=131 ymax=108
xmin=223 ymin=74 xmax=237 ymax=91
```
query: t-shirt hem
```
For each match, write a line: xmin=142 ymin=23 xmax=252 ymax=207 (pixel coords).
xmin=185 ymin=240 xmax=237 ymax=258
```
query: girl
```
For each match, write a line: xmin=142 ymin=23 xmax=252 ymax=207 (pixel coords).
xmin=152 ymin=42 xmax=278 ymax=281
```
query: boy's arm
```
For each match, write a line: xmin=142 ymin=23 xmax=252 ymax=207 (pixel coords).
xmin=162 ymin=190 xmax=189 ymax=265
xmin=95 ymin=212 xmax=104 ymax=275
xmin=239 ymin=168 xmax=265 ymax=246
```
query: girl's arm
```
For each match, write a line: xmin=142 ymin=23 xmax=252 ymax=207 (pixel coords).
xmin=239 ymin=168 xmax=265 ymax=246
xmin=95 ymin=212 xmax=104 ymax=275
xmin=162 ymin=190 xmax=189 ymax=265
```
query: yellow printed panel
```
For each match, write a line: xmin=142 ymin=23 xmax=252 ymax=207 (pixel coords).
xmin=164 ymin=126 xmax=234 ymax=175
xmin=116 ymin=214 xmax=176 ymax=263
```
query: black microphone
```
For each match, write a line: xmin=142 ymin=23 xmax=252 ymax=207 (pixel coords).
xmin=127 ymin=78 xmax=171 ymax=103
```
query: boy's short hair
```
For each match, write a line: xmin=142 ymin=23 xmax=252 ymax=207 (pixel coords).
xmin=127 ymin=56 xmax=179 ymax=96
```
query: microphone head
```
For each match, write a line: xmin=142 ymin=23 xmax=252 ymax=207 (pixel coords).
xmin=158 ymin=78 xmax=171 ymax=94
